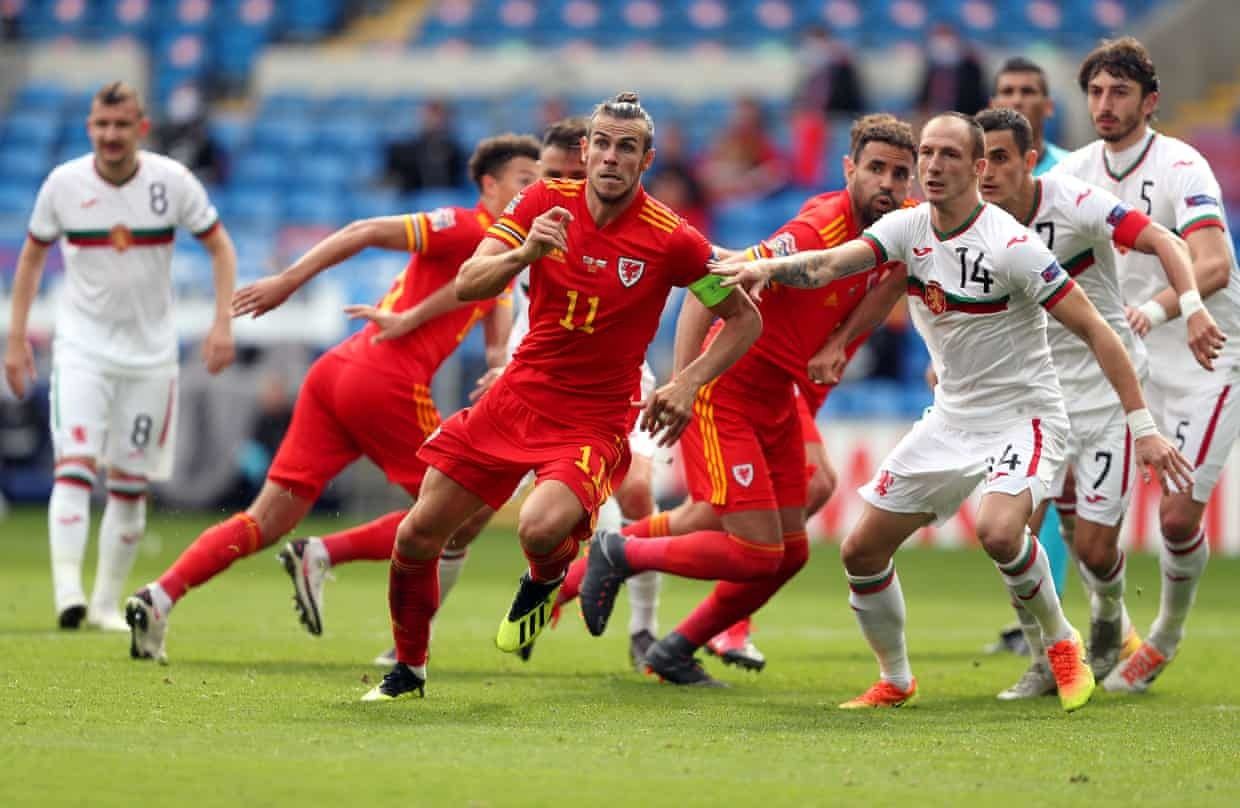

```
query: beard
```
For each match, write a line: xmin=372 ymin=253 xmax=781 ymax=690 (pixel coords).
xmin=1096 ymin=111 xmax=1142 ymax=143
xmin=590 ymin=176 xmax=636 ymax=203
xmin=861 ymin=193 xmax=898 ymax=226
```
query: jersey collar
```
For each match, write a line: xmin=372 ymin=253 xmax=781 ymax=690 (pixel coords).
xmin=1102 ymin=131 xmax=1156 ymax=182
xmin=1018 ymin=179 xmax=1043 ymax=227
xmin=474 ymin=200 xmax=495 ymax=230
xmin=93 ymin=155 xmax=143 ymax=188
xmin=933 ymin=201 xmax=986 ymax=241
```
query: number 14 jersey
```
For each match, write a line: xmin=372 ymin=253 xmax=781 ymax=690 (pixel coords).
xmin=862 ymin=201 xmax=1071 ymax=430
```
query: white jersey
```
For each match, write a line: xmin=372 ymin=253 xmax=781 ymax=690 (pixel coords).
xmin=28 ymin=150 xmax=219 ymax=374
xmin=1056 ymin=131 xmax=1240 ymax=386
xmin=1020 ymin=173 xmax=1149 ymax=416
xmin=863 ymin=201 xmax=1069 ymax=430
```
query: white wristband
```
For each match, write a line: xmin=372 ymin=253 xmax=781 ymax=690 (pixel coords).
xmin=1127 ymin=408 xmax=1159 ymax=440
xmin=1179 ymin=289 xmax=1205 ymax=319
xmin=1138 ymin=299 xmax=1168 ymax=327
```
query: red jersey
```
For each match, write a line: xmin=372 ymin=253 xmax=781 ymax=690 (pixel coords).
xmin=333 ymin=203 xmax=502 ymax=381
xmin=739 ymin=190 xmax=899 ymax=409
xmin=487 ymin=178 xmax=713 ymax=428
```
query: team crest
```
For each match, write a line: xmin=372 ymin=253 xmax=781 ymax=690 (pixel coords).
xmin=617 ymin=257 xmax=645 ymax=288
xmin=924 ymin=280 xmax=947 ymax=315
xmin=109 ymin=224 xmax=133 ymax=252
xmin=427 ymin=207 xmax=456 ymax=232
xmin=732 ymin=463 xmax=754 ymax=487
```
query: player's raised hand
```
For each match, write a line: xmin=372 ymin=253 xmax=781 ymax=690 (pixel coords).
xmin=4 ymin=337 xmax=36 ymax=399
xmin=1125 ymin=305 xmax=1152 ymax=337
xmin=1134 ymin=434 xmax=1195 ymax=495
xmin=710 ymin=257 xmax=772 ymax=302
xmin=343 ymin=304 xmax=416 ymax=344
xmin=807 ymin=339 xmax=847 ymax=386
xmin=519 ymin=207 xmax=572 ymax=263
xmin=202 ymin=321 xmax=235 ymax=375
xmin=1186 ymin=308 xmax=1226 ymax=371
xmin=232 ymin=274 xmax=298 ymax=318
xmin=638 ymin=377 xmax=698 ymax=448
xmin=470 ymin=365 xmax=504 ymax=402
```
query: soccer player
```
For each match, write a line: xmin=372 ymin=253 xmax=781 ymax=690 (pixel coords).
xmin=124 ymin=134 xmax=541 ymax=662
xmin=364 ymin=92 xmax=761 ymax=701
xmin=5 ymin=81 xmax=237 ymax=631
xmin=992 ymin=57 xmax=1070 ymax=176
xmin=714 ymin=112 xmax=1192 ymax=712
xmin=975 ymin=107 xmax=1224 ymax=698
xmin=573 ymin=114 xmax=917 ymax=685
xmin=1056 ymin=37 xmax=1240 ymax=692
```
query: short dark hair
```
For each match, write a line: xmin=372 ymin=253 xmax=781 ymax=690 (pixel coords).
xmin=925 ymin=111 xmax=985 ymax=160
xmin=995 ymin=57 xmax=1049 ymax=96
xmin=850 ymin=113 xmax=916 ymax=163
xmin=93 ymin=81 xmax=144 ymax=116
xmin=542 ymin=117 xmax=588 ymax=150
xmin=468 ymin=133 xmax=541 ymax=189
xmin=1078 ymin=36 xmax=1159 ymax=96
xmin=975 ymin=107 xmax=1034 ymax=156
xmin=588 ymin=91 xmax=654 ymax=151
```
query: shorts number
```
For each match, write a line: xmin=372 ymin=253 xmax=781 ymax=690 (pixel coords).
xmin=149 ymin=182 xmax=168 ymax=215
xmin=1035 ymin=221 xmax=1055 ymax=250
xmin=990 ymin=443 xmax=1020 ymax=474
xmin=1140 ymin=180 xmax=1155 ymax=215
xmin=131 ymin=414 xmax=153 ymax=448
xmin=574 ymin=445 xmax=612 ymax=501
xmin=1092 ymin=450 xmax=1112 ymax=489
xmin=560 ymin=289 xmax=600 ymax=334
xmin=1175 ymin=419 xmax=1189 ymax=452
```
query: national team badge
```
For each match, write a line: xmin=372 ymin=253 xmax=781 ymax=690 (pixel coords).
xmin=427 ymin=207 xmax=456 ymax=231
xmin=924 ymin=280 xmax=947 ymax=315
xmin=109 ymin=224 xmax=133 ymax=252
xmin=617 ymin=257 xmax=645 ymax=288
xmin=732 ymin=463 xmax=754 ymax=487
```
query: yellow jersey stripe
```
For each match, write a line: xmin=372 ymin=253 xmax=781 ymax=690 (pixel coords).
xmin=487 ymin=224 xmax=524 ymax=249
xmin=638 ymin=212 xmax=676 ymax=233
xmin=497 ymin=216 xmax=528 ymax=238
xmin=403 ymin=214 xmax=416 ymax=252
xmin=641 ymin=203 xmax=679 ymax=229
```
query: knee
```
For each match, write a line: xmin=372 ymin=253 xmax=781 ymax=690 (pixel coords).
xmin=1160 ymin=504 xmax=1201 ymax=543
xmin=396 ymin=507 xmax=449 ymax=560
xmin=840 ymin=533 xmax=886 ymax=576
xmin=806 ymin=471 xmax=834 ymax=516
xmin=517 ymin=510 xmax=570 ymax=555
xmin=1074 ymin=535 xmax=1117 ymax=575
xmin=976 ymin=517 xmax=1024 ymax=564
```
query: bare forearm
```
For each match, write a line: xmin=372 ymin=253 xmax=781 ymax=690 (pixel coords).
xmin=457 ymin=251 xmax=526 ymax=301
xmin=207 ymin=236 xmax=238 ymax=324
xmin=672 ymin=294 xmax=715 ymax=375
xmin=482 ymin=304 xmax=512 ymax=368
xmin=827 ymin=270 xmax=904 ymax=348
xmin=676 ymin=307 xmax=760 ymax=389
xmin=7 ymin=242 xmax=48 ymax=339
xmin=283 ymin=221 xmax=380 ymax=289
xmin=765 ymin=240 xmax=876 ymax=289
xmin=1087 ymin=324 xmax=1147 ymax=413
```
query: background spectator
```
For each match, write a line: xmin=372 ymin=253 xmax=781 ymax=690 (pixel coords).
xmin=699 ymin=97 xmax=788 ymax=202
xmin=916 ymin=23 xmax=989 ymax=119
xmin=385 ymin=99 xmax=466 ymax=191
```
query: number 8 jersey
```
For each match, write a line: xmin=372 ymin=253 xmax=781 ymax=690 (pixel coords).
xmin=27 ymin=151 xmax=220 ymax=373
xmin=862 ymin=201 xmax=1071 ymax=430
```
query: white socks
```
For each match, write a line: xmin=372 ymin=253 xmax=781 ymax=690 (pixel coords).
xmin=627 ymin=571 xmax=660 ymax=636
xmin=1077 ymin=550 xmax=1125 ymax=623
xmin=49 ymin=467 xmax=95 ymax=613
xmin=997 ymin=532 xmax=1073 ymax=646
xmin=847 ymin=562 xmax=912 ymax=690
xmin=438 ymin=550 xmax=468 ymax=605
xmin=1150 ymin=528 xmax=1210 ymax=655
xmin=89 ymin=490 xmax=146 ymax=618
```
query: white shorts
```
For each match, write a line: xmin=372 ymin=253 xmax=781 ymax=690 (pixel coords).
xmin=1051 ymin=406 xmax=1134 ymax=527
xmin=860 ymin=408 xmax=1066 ymax=525
xmin=1147 ymin=376 xmax=1240 ymax=502
xmin=50 ymin=360 xmax=178 ymax=480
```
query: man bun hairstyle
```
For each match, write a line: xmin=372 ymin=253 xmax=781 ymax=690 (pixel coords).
xmin=850 ymin=113 xmax=917 ymax=163
xmin=1078 ymin=36 xmax=1159 ymax=96
xmin=589 ymin=91 xmax=655 ymax=151
xmin=542 ymin=116 xmax=588 ymax=150
xmin=468 ymin=133 xmax=541 ymax=190
xmin=975 ymin=107 xmax=1034 ymax=156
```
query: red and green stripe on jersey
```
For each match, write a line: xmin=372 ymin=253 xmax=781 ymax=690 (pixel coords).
xmin=1178 ymin=213 xmax=1226 ymax=239
xmin=905 ymin=275 xmax=1010 ymax=314
xmin=64 ymin=226 xmax=175 ymax=248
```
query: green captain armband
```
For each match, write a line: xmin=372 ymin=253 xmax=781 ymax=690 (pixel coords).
xmin=688 ymin=273 xmax=732 ymax=307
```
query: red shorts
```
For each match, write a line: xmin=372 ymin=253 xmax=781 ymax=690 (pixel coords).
xmin=418 ymin=377 xmax=630 ymax=543
xmin=680 ymin=368 xmax=806 ymax=515
xmin=268 ymin=351 xmax=440 ymax=501
xmin=795 ymin=392 xmax=822 ymax=446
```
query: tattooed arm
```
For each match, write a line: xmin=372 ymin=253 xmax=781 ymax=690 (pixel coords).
xmin=712 ymin=239 xmax=878 ymax=301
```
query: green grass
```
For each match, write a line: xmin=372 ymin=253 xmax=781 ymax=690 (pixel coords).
xmin=1 ymin=507 xmax=1238 ymax=807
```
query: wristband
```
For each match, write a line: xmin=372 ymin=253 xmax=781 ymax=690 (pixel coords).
xmin=1179 ymin=289 xmax=1205 ymax=319
xmin=1138 ymin=299 xmax=1168 ymax=327
xmin=1126 ymin=407 xmax=1159 ymax=440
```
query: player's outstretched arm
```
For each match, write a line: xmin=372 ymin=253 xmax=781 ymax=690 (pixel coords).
xmin=1127 ymin=225 xmax=1227 ymax=369
xmin=712 ymin=239 xmax=877 ymax=301
xmin=200 ymin=224 xmax=237 ymax=374
xmin=641 ymin=287 xmax=761 ymax=447
xmin=343 ymin=280 xmax=474 ymax=344
xmin=4 ymin=237 xmax=50 ymax=398
xmin=808 ymin=265 xmax=907 ymax=386
xmin=1049 ymin=283 xmax=1194 ymax=493
xmin=457 ymin=207 xmax=571 ymax=300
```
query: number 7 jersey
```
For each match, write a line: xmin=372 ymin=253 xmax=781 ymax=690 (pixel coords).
xmin=486 ymin=178 xmax=715 ymax=428
xmin=862 ymin=201 xmax=1071 ymax=430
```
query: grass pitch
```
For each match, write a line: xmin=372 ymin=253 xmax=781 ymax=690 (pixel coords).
xmin=1 ymin=507 xmax=1237 ymax=807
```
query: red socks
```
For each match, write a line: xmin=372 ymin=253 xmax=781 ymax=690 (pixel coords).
xmin=525 ymin=537 xmax=578 ymax=583
xmin=624 ymin=530 xmax=784 ymax=581
xmin=622 ymin=512 xmax=670 ymax=539
xmin=389 ymin=550 xmax=439 ymax=667
xmin=158 ymin=513 xmax=264 ymax=602
xmin=321 ymin=511 xmax=404 ymax=565
xmin=677 ymin=532 xmax=811 ymax=646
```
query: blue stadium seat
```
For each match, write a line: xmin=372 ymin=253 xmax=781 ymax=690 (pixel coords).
xmin=346 ymin=188 xmax=403 ymax=221
xmin=250 ymin=118 xmax=315 ymax=154
xmin=2 ymin=111 xmax=60 ymax=149
xmin=801 ymin=0 xmax=866 ymax=44
xmin=98 ymin=0 xmax=156 ymax=39
xmin=283 ymin=191 xmax=347 ymax=226
xmin=13 ymin=82 xmax=70 ymax=114
xmin=0 ymin=183 xmax=37 ymax=216
xmin=218 ymin=188 xmax=282 ymax=230
xmin=0 ymin=146 xmax=53 ymax=185
xmin=232 ymin=151 xmax=294 ymax=187
xmin=284 ymin=0 xmax=344 ymax=40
